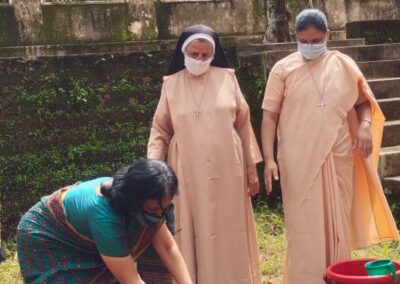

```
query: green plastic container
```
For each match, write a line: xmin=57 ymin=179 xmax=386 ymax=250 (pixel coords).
xmin=365 ymin=259 xmax=398 ymax=281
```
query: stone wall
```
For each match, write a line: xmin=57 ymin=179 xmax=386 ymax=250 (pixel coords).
xmin=39 ymin=3 xmax=156 ymax=45
xmin=0 ymin=46 xmax=246 ymax=237
xmin=0 ymin=6 xmax=19 ymax=46
xmin=155 ymin=0 xmax=266 ymax=38
xmin=346 ymin=20 xmax=400 ymax=44
xmin=0 ymin=0 xmax=158 ymax=46
xmin=0 ymin=0 xmax=399 ymax=46
xmin=345 ymin=0 xmax=399 ymax=22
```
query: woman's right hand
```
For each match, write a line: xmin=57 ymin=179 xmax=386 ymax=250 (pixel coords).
xmin=264 ymin=159 xmax=279 ymax=195
xmin=101 ymin=254 xmax=146 ymax=284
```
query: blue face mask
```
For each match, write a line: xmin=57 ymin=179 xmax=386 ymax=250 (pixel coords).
xmin=297 ymin=41 xmax=327 ymax=60
xmin=135 ymin=209 xmax=164 ymax=227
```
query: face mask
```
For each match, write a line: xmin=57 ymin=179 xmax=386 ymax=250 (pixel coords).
xmin=135 ymin=209 xmax=164 ymax=227
xmin=297 ymin=41 xmax=327 ymax=60
xmin=184 ymin=55 xmax=213 ymax=76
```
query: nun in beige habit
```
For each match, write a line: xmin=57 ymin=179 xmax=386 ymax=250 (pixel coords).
xmin=147 ymin=24 xmax=262 ymax=284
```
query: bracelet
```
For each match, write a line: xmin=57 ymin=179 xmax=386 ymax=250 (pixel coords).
xmin=361 ymin=119 xmax=371 ymax=126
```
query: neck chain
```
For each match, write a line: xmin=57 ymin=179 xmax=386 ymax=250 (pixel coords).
xmin=185 ymin=70 xmax=209 ymax=120
xmin=307 ymin=59 xmax=326 ymax=111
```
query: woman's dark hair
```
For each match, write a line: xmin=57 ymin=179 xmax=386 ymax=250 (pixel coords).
xmin=295 ymin=9 xmax=328 ymax=33
xmin=101 ymin=159 xmax=178 ymax=215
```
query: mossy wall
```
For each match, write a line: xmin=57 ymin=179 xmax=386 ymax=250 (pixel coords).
xmin=346 ymin=20 xmax=400 ymax=44
xmin=0 ymin=52 xmax=171 ymax=238
xmin=1 ymin=1 xmax=400 ymax=47
xmin=345 ymin=0 xmax=399 ymax=22
xmin=0 ymin=3 xmax=159 ymax=47
xmin=40 ymin=4 xmax=135 ymax=44
xmin=0 ymin=7 xmax=19 ymax=46
xmin=0 ymin=47 xmax=259 ymax=240
xmin=155 ymin=0 xmax=266 ymax=39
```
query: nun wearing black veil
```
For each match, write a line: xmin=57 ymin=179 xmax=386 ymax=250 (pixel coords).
xmin=147 ymin=24 xmax=262 ymax=284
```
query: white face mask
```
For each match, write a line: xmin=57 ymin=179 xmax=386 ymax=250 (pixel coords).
xmin=297 ymin=41 xmax=327 ymax=60
xmin=184 ymin=55 xmax=213 ymax=76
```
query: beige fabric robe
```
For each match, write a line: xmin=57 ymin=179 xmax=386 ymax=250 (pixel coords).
xmin=148 ymin=66 xmax=262 ymax=284
xmin=262 ymin=50 xmax=399 ymax=284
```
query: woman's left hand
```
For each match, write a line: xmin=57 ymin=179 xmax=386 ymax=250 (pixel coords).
xmin=248 ymin=179 xmax=260 ymax=196
xmin=247 ymin=165 xmax=259 ymax=196
xmin=355 ymin=122 xmax=373 ymax=159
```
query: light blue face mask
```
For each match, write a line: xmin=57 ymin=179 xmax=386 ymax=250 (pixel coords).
xmin=297 ymin=41 xmax=327 ymax=60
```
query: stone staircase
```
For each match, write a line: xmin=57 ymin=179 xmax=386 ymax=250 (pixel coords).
xmin=237 ymin=39 xmax=400 ymax=194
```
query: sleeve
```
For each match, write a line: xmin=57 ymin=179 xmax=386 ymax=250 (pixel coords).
xmin=89 ymin=209 xmax=129 ymax=257
xmin=233 ymin=72 xmax=263 ymax=177
xmin=261 ymin=62 xmax=285 ymax=113
xmin=147 ymin=80 xmax=174 ymax=160
xmin=356 ymin=73 xmax=376 ymax=106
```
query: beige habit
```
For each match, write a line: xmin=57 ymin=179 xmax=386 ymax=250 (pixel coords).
xmin=262 ymin=50 xmax=399 ymax=284
xmin=148 ymin=66 xmax=262 ymax=284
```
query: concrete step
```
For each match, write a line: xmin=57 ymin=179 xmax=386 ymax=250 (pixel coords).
xmin=237 ymin=38 xmax=365 ymax=56
xmin=358 ymin=59 xmax=400 ymax=79
xmin=379 ymin=146 xmax=400 ymax=177
xmin=378 ymin=97 xmax=400 ymax=121
xmin=382 ymin=176 xmax=400 ymax=195
xmin=330 ymin=30 xmax=346 ymax=40
xmin=336 ymin=43 xmax=400 ymax=62
xmin=238 ymin=44 xmax=400 ymax=69
xmin=368 ymin=77 xmax=400 ymax=99
xmin=382 ymin=120 xmax=400 ymax=148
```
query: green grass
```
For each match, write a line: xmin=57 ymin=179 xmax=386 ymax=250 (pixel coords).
xmin=254 ymin=202 xmax=286 ymax=283
xmin=254 ymin=203 xmax=400 ymax=284
xmin=0 ymin=258 xmax=21 ymax=284
xmin=1 ymin=204 xmax=399 ymax=284
xmin=352 ymin=241 xmax=400 ymax=259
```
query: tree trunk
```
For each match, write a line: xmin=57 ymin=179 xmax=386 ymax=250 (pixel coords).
xmin=12 ymin=0 xmax=43 ymax=44
xmin=263 ymin=0 xmax=290 ymax=43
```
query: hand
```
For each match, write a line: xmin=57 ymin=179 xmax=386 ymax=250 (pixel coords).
xmin=248 ymin=178 xmax=260 ymax=196
xmin=264 ymin=159 xmax=279 ymax=196
xmin=247 ymin=166 xmax=259 ymax=196
xmin=355 ymin=122 xmax=373 ymax=159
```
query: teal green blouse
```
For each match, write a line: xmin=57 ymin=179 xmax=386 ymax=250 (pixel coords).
xmin=62 ymin=177 xmax=129 ymax=257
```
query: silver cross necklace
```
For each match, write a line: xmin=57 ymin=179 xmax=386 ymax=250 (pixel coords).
xmin=186 ymin=70 xmax=209 ymax=119
xmin=307 ymin=59 xmax=327 ymax=111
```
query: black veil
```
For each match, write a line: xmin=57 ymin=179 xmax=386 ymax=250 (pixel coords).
xmin=166 ymin=24 xmax=230 ymax=75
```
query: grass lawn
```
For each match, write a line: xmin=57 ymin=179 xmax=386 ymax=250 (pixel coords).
xmin=255 ymin=202 xmax=400 ymax=283
xmin=1 ymin=203 xmax=399 ymax=284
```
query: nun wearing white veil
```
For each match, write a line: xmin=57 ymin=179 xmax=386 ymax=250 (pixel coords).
xmin=147 ymin=24 xmax=262 ymax=284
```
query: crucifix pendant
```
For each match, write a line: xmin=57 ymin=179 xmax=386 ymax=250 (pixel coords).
xmin=194 ymin=108 xmax=202 ymax=119
xmin=318 ymin=100 xmax=326 ymax=111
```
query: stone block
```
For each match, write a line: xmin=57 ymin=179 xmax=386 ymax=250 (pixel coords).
xmin=382 ymin=120 xmax=400 ymax=148
xmin=368 ymin=77 xmax=400 ymax=99
xmin=379 ymin=146 xmax=400 ymax=177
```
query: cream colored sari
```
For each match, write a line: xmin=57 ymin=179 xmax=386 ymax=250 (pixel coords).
xmin=262 ymin=50 xmax=399 ymax=284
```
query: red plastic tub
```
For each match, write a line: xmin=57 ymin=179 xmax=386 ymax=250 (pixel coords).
xmin=325 ymin=258 xmax=400 ymax=284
